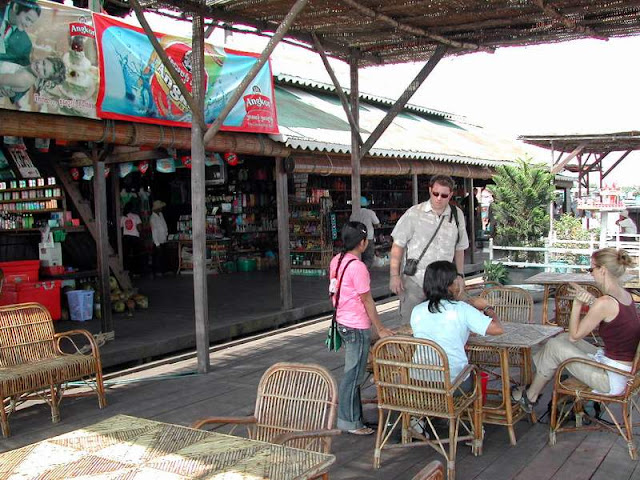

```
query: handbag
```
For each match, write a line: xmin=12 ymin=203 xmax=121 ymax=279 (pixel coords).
xmin=403 ymin=216 xmax=446 ymax=276
xmin=326 ymin=258 xmax=356 ymax=351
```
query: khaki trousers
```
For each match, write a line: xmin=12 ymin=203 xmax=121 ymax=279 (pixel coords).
xmin=399 ymin=276 xmax=425 ymax=325
xmin=533 ymin=333 xmax=610 ymax=393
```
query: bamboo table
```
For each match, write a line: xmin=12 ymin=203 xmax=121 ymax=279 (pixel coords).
xmin=467 ymin=323 xmax=563 ymax=445
xmin=0 ymin=414 xmax=336 ymax=480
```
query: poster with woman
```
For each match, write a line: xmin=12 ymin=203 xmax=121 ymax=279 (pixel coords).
xmin=0 ymin=0 xmax=99 ymax=118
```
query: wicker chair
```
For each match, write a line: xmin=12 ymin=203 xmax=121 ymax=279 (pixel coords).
xmin=372 ymin=337 xmax=482 ymax=480
xmin=549 ymin=342 xmax=640 ymax=459
xmin=0 ymin=302 xmax=106 ymax=437
xmin=411 ymin=460 xmax=445 ymax=480
xmin=192 ymin=362 xmax=340 ymax=480
xmin=467 ymin=287 xmax=534 ymax=390
xmin=549 ymin=283 xmax=603 ymax=343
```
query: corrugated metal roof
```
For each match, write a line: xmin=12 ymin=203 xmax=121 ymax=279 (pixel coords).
xmin=275 ymin=73 xmax=463 ymax=121
xmin=271 ymin=83 xmax=540 ymax=168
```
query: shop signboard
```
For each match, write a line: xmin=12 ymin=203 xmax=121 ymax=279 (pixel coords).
xmin=93 ymin=14 xmax=279 ymax=133
xmin=0 ymin=1 xmax=279 ymax=134
xmin=0 ymin=0 xmax=100 ymax=118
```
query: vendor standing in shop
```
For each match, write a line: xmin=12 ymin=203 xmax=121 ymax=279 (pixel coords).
xmin=350 ymin=196 xmax=380 ymax=269
xmin=389 ymin=174 xmax=469 ymax=324
xmin=150 ymin=200 xmax=169 ymax=277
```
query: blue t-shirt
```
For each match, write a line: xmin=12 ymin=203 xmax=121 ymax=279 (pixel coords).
xmin=411 ymin=300 xmax=491 ymax=381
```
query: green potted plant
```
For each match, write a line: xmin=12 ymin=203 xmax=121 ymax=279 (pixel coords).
xmin=483 ymin=260 xmax=509 ymax=285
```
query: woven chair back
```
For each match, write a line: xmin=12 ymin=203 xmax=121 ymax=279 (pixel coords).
xmin=553 ymin=283 xmax=603 ymax=329
xmin=373 ymin=337 xmax=456 ymax=417
xmin=0 ymin=303 xmax=56 ymax=367
xmin=253 ymin=362 xmax=338 ymax=453
xmin=481 ymin=286 xmax=533 ymax=324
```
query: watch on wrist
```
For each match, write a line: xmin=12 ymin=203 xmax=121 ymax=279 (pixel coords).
xmin=456 ymin=273 xmax=464 ymax=278
xmin=483 ymin=306 xmax=494 ymax=315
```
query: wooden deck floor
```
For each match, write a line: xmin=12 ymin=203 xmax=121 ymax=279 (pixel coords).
xmin=3 ymin=298 xmax=639 ymax=479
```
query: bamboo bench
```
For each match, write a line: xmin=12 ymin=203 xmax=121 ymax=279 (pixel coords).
xmin=0 ymin=302 xmax=106 ymax=437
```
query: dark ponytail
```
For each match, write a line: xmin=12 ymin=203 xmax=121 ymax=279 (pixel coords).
xmin=341 ymin=221 xmax=368 ymax=252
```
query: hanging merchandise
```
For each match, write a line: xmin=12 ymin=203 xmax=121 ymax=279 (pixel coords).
xmin=181 ymin=156 xmax=192 ymax=169
xmin=118 ymin=162 xmax=134 ymax=178
xmin=34 ymin=138 xmax=51 ymax=153
xmin=82 ymin=166 xmax=94 ymax=180
xmin=138 ymin=160 xmax=149 ymax=175
xmin=156 ymin=158 xmax=176 ymax=173
xmin=104 ymin=166 xmax=111 ymax=178
xmin=70 ymin=167 xmax=81 ymax=180
xmin=224 ymin=152 xmax=238 ymax=166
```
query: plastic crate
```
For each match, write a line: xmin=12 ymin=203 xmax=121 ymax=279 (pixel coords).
xmin=0 ymin=280 xmax=61 ymax=320
xmin=0 ymin=260 xmax=40 ymax=284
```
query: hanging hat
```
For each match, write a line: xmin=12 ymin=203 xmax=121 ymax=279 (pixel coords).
xmin=152 ymin=200 xmax=166 ymax=211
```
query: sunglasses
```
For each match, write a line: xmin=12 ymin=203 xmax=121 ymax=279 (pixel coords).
xmin=587 ymin=266 xmax=599 ymax=273
xmin=431 ymin=191 xmax=451 ymax=199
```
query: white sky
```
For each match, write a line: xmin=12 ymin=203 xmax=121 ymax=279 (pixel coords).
xmin=136 ymin=12 xmax=640 ymax=187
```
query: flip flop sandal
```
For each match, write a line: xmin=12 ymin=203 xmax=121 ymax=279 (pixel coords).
xmin=347 ymin=426 xmax=375 ymax=435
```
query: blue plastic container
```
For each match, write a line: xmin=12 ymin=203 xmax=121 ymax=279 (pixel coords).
xmin=66 ymin=290 xmax=94 ymax=321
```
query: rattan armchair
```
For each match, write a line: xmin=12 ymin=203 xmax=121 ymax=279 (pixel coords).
xmin=372 ymin=337 xmax=482 ymax=480
xmin=549 ymin=342 xmax=640 ymax=459
xmin=467 ymin=287 xmax=534 ymax=389
xmin=549 ymin=283 xmax=603 ymax=343
xmin=192 ymin=362 xmax=340 ymax=480
xmin=0 ymin=303 xmax=106 ymax=437
xmin=411 ymin=460 xmax=445 ymax=480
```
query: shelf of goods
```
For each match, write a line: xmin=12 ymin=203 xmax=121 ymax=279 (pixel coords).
xmin=0 ymin=181 xmax=68 ymax=231
xmin=289 ymin=202 xmax=332 ymax=277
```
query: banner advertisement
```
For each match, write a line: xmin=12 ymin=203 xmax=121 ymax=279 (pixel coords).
xmin=94 ymin=14 xmax=279 ymax=133
xmin=0 ymin=0 xmax=100 ymax=118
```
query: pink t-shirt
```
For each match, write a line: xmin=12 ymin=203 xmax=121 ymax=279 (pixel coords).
xmin=329 ymin=253 xmax=371 ymax=329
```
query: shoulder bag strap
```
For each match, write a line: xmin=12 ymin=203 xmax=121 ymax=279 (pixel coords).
xmin=333 ymin=259 xmax=357 ymax=318
xmin=413 ymin=215 xmax=446 ymax=265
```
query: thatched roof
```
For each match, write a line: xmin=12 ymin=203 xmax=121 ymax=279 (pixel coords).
xmin=520 ymin=132 xmax=640 ymax=153
xmin=131 ymin=1 xmax=640 ymax=66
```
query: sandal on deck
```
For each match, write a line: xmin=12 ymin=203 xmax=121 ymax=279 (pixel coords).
xmin=348 ymin=426 xmax=375 ymax=435
xmin=511 ymin=385 xmax=538 ymax=414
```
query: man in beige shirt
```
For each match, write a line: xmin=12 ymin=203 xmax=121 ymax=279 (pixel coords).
xmin=389 ymin=175 xmax=469 ymax=323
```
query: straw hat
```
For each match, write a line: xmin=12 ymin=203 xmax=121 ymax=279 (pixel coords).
xmin=152 ymin=200 xmax=166 ymax=211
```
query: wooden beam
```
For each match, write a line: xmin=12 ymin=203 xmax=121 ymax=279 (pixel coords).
xmin=112 ymin=171 xmax=123 ymax=272
xmin=412 ymin=173 xmax=419 ymax=205
xmin=202 ymin=0 xmax=310 ymax=146
xmin=534 ymin=0 xmax=609 ymax=41
xmin=603 ymin=150 xmax=632 ymax=179
xmin=550 ymin=142 xmax=586 ymax=174
xmin=359 ymin=45 xmax=447 ymax=161
xmin=92 ymin=147 xmax=113 ymax=334
xmin=105 ymin=149 xmax=167 ymax=165
xmin=275 ymin=157 xmax=292 ymax=310
xmin=350 ymin=53 xmax=361 ymax=217
xmin=129 ymin=0 xmax=206 ymax=131
xmin=582 ymin=151 xmax=610 ymax=174
xmin=311 ymin=33 xmax=363 ymax=147
xmin=340 ymin=0 xmax=486 ymax=51
xmin=191 ymin=14 xmax=210 ymax=374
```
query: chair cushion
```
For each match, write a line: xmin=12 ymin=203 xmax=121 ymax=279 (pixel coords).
xmin=0 ymin=354 xmax=97 ymax=396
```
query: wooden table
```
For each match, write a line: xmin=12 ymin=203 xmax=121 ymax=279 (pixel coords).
xmin=0 ymin=415 xmax=336 ymax=480
xmin=467 ymin=323 xmax=563 ymax=446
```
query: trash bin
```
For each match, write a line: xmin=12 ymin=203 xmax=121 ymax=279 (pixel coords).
xmin=66 ymin=290 xmax=94 ymax=321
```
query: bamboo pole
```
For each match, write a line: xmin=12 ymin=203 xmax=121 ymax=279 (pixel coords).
xmin=350 ymin=53 xmax=361 ymax=216
xmin=202 ymin=0 xmax=310 ymax=146
xmin=358 ymin=45 xmax=447 ymax=161
xmin=191 ymin=14 xmax=210 ymax=374
xmin=0 ymin=111 xmax=290 ymax=157
xmin=275 ymin=157 xmax=292 ymax=310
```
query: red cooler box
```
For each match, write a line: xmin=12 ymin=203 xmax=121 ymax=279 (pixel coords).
xmin=0 ymin=280 xmax=61 ymax=320
xmin=0 ymin=260 xmax=40 ymax=284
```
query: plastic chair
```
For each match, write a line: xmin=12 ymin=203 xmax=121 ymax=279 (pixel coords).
xmin=549 ymin=342 xmax=640 ymax=459
xmin=411 ymin=460 xmax=445 ymax=480
xmin=372 ymin=337 xmax=482 ymax=480
xmin=192 ymin=362 xmax=340 ymax=480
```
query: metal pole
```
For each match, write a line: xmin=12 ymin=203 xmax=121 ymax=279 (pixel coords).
xmin=412 ymin=173 xmax=419 ymax=205
xmin=92 ymin=147 xmax=113 ymax=334
xmin=350 ymin=53 xmax=361 ymax=216
xmin=203 ymin=0 xmax=310 ymax=146
xmin=275 ymin=157 xmax=292 ymax=310
xmin=191 ymin=15 xmax=210 ymax=373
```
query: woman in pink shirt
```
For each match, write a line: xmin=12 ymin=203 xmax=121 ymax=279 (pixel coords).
xmin=330 ymin=221 xmax=393 ymax=435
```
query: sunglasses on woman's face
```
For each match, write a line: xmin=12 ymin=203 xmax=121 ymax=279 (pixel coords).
xmin=587 ymin=266 xmax=599 ymax=273
xmin=431 ymin=191 xmax=451 ymax=199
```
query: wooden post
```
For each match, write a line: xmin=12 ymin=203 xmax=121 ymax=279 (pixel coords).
xmin=275 ymin=157 xmax=292 ymax=310
xmin=92 ymin=147 xmax=113 ymax=334
xmin=350 ymin=53 xmax=361 ymax=216
xmin=467 ymin=178 xmax=476 ymax=264
xmin=191 ymin=15 xmax=210 ymax=373
xmin=412 ymin=173 xmax=419 ymax=205
xmin=112 ymin=173 xmax=123 ymax=270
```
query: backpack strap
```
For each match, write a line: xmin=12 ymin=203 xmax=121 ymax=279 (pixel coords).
xmin=449 ymin=205 xmax=460 ymax=245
